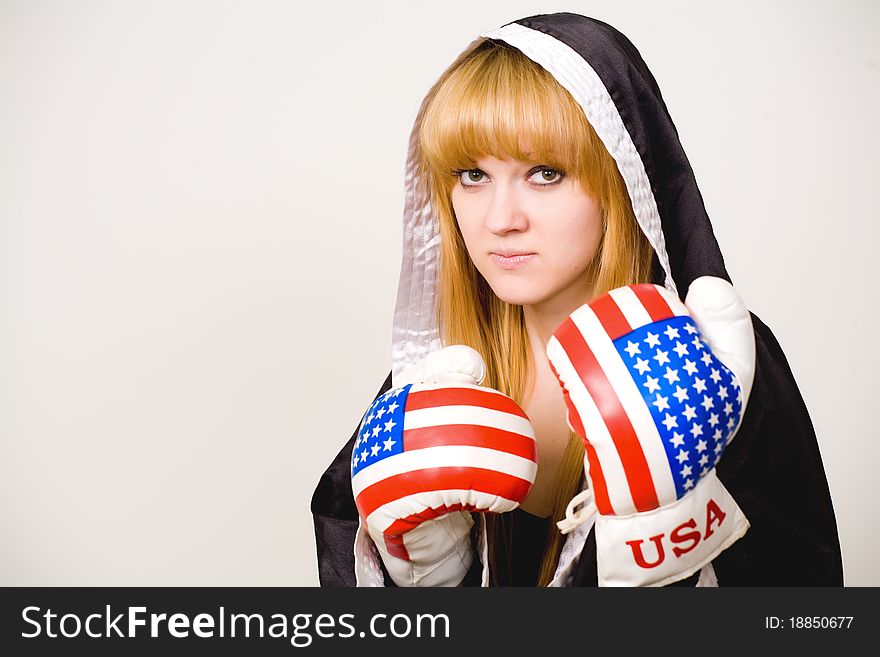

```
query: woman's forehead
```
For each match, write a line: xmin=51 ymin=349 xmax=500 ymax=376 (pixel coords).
xmin=447 ymin=137 xmax=569 ymax=167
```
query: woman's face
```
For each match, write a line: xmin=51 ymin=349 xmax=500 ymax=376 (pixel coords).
xmin=451 ymin=156 xmax=603 ymax=311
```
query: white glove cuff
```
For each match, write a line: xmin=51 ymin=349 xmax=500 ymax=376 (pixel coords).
xmin=369 ymin=513 xmax=475 ymax=587
xmin=595 ymin=469 xmax=749 ymax=586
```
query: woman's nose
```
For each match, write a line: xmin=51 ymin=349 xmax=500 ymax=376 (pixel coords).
xmin=484 ymin=186 xmax=529 ymax=234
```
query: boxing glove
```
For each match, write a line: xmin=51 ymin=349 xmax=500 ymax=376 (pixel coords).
xmin=546 ymin=277 xmax=755 ymax=586
xmin=351 ymin=345 xmax=539 ymax=587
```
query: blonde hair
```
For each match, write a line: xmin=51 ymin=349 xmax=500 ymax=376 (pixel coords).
xmin=417 ymin=39 xmax=654 ymax=585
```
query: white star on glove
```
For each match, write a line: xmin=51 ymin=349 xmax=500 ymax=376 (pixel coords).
xmin=643 ymin=375 xmax=661 ymax=393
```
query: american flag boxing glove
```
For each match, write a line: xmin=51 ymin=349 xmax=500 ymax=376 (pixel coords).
xmin=546 ymin=276 xmax=756 ymax=586
xmin=351 ymin=346 xmax=539 ymax=586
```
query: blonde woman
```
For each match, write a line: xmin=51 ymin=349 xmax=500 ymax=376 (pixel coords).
xmin=311 ymin=13 xmax=842 ymax=587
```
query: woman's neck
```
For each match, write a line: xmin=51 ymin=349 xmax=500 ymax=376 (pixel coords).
xmin=522 ymin=290 xmax=592 ymax=350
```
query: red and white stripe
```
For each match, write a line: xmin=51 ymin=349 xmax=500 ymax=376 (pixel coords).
xmin=352 ymin=383 xmax=538 ymax=560
xmin=547 ymin=284 xmax=690 ymax=516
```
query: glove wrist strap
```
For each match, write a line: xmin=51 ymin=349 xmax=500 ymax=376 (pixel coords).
xmin=595 ymin=469 xmax=749 ymax=586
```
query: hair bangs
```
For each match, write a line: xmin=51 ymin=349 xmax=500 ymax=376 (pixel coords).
xmin=419 ymin=40 xmax=598 ymax=190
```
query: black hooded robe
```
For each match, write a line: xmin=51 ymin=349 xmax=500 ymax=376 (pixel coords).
xmin=310 ymin=13 xmax=843 ymax=587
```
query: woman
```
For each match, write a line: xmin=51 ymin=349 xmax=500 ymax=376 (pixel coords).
xmin=311 ymin=12 xmax=843 ymax=586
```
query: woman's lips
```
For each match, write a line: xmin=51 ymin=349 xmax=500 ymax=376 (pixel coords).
xmin=490 ymin=252 xmax=536 ymax=270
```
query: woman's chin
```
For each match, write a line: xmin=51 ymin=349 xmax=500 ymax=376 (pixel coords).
xmin=487 ymin=285 xmax=546 ymax=307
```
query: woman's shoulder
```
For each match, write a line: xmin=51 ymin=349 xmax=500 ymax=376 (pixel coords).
xmin=311 ymin=371 xmax=393 ymax=586
xmin=718 ymin=312 xmax=817 ymax=477
xmin=310 ymin=371 xmax=393 ymax=520
xmin=712 ymin=312 xmax=843 ymax=584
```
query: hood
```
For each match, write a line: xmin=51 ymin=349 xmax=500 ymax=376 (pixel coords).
xmin=391 ymin=12 xmax=730 ymax=386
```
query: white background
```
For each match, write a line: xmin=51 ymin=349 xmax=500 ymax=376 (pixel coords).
xmin=1 ymin=0 xmax=878 ymax=585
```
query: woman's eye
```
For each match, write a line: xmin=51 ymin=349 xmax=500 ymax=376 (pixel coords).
xmin=457 ymin=169 xmax=486 ymax=186
xmin=529 ymin=168 xmax=564 ymax=185
xmin=455 ymin=166 xmax=563 ymax=187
